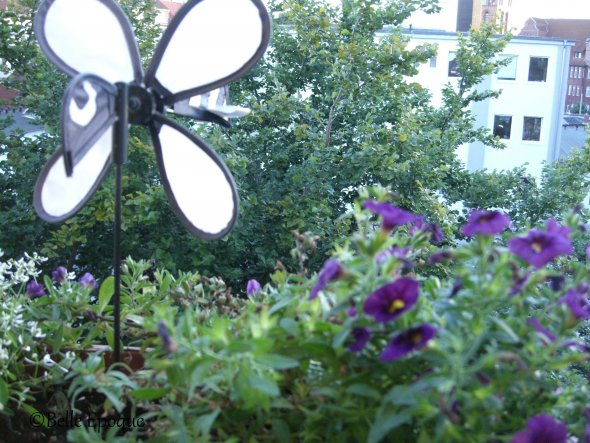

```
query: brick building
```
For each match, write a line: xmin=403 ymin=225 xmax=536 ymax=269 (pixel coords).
xmin=520 ymin=18 xmax=590 ymax=114
xmin=472 ymin=0 xmax=514 ymax=34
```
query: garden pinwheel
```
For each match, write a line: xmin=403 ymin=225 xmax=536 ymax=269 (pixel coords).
xmin=32 ymin=0 xmax=271 ymax=362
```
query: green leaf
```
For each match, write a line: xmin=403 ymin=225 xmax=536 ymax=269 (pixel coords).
xmin=491 ymin=317 xmax=520 ymax=343
xmin=98 ymin=276 xmax=115 ymax=314
xmin=130 ymin=387 xmax=171 ymax=401
xmin=272 ymin=419 xmax=291 ymax=442
xmin=21 ymin=403 xmax=49 ymax=429
xmin=195 ymin=409 xmax=220 ymax=436
xmin=332 ymin=327 xmax=350 ymax=349
xmin=368 ymin=410 xmax=411 ymax=443
xmin=0 ymin=379 xmax=8 ymax=408
xmin=345 ymin=383 xmax=381 ymax=400
xmin=255 ymin=354 xmax=299 ymax=370
xmin=247 ymin=375 xmax=280 ymax=397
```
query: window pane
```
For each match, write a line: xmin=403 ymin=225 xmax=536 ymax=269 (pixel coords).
xmin=430 ymin=56 xmax=437 ymax=68
xmin=528 ymin=57 xmax=548 ymax=82
xmin=586 ymin=86 xmax=590 ymax=97
xmin=493 ymin=115 xmax=512 ymax=139
xmin=523 ymin=117 xmax=542 ymax=141
xmin=497 ymin=55 xmax=517 ymax=80
xmin=448 ymin=52 xmax=460 ymax=77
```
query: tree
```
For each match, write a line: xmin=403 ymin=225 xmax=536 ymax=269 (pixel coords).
xmin=1 ymin=0 xmax=589 ymax=288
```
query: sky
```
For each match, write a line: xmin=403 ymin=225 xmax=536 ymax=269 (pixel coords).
xmin=510 ymin=0 xmax=590 ymax=30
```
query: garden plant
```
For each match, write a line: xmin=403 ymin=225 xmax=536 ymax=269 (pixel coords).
xmin=1 ymin=188 xmax=590 ymax=441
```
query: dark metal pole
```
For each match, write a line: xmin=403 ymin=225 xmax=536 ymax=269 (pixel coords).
xmin=113 ymin=83 xmax=129 ymax=364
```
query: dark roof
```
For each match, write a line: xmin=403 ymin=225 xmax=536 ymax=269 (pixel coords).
xmin=520 ymin=18 xmax=590 ymax=54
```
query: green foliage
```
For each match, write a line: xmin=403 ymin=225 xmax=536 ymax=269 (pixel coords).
xmin=1 ymin=0 xmax=589 ymax=290
xmin=2 ymin=193 xmax=590 ymax=441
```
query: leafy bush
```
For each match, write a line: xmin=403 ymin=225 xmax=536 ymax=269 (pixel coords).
xmin=2 ymin=191 xmax=590 ymax=442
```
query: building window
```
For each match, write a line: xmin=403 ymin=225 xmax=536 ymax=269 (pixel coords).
xmin=429 ymin=56 xmax=437 ymax=68
xmin=493 ymin=115 xmax=512 ymax=139
xmin=569 ymin=84 xmax=572 ymax=95
xmin=528 ymin=57 xmax=548 ymax=82
xmin=586 ymin=86 xmax=590 ymax=97
xmin=570 ymin=66 xmax=574 ymax=78
xmin=497 ymin=55 xmax=517 ymax=80
xmin=523 ymin=117 xmax=542 ymax=141
xmin=448 ymin=52 xmax=460 ymax=77
xmin=587 ymin=69 xmax=590 ymax=79
xmin=574 ymin=52 xmax=583 ymax=59
xmin=483 ymin=11 xmax=490 ymax=21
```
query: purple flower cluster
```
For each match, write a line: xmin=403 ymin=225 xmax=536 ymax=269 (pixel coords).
xmin=376 ymin=245 xmax=410 ymax=264
xmin=380 ymin=324 xmax=437 ymax=362
xmin=309 ymin=259 xmax=343 ymax=300
xmin=79 ymin=272 xmax=98 ymax=289
xmin=344 ymin=277 xmax=436 ymax=359
xmin=410 ymin=217 xmax=443 ymax=244
xmin=26 ymin=281 xmax=45 ymax=299
xmin=364 ymin=278 xmax=419 ymax=323
xmin=560 ymin=288 xmax=590 ymax=320
xmin=528 ymin=318 xmax=556 ymax=344
xmin=51 ymin=266 xmax=68 ymax=283
xmin=461 ymin=209 xmax=510 ymax=236
xmin=508 ymin=219 xmax=572 ymax=268
xmin=348 ymin=328 xmax=371 ymax=352
xmin=246 ymin=279 xmax=262 ymax=297
xmin=157 ymin=322 xmax=178 ymax=353
xmin=510 ymin=414 xmax=567 ymax=443
xmin=362 ymin=201 xmax=420 ymax=231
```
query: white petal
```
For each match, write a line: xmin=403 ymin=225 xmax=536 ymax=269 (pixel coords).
xmin=151 ymin=117 xmax=238 ymax=239
xmin=147 ymin=0 xmax=270 ymax=102
xmin=35 ymin=0 xmax=142 ymax=82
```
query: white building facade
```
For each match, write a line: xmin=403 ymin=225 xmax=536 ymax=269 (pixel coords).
xmin=408 ymin=31 xmax=573 ymax=179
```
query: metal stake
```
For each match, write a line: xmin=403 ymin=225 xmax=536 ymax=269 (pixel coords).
xmin=112 ymin=83 xmax=129 ymax=364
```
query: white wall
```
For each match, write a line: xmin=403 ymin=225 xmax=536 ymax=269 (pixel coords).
xmin=407 ymin=32 xmax=571 ymax=179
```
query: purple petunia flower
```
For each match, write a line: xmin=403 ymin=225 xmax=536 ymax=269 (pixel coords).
xmin=508 ymin=219 xmax=573 ymax=269
xmin=428 ymin=250 xmax=453 ymax=265
xmin=51 ymin=266 xmax=68 ymax=283
xmin=461 ymin=209 xmax=511 ymax=236
xmin=546 ymin=275 xmax=565 ymax=292
xmin=362 ymin=201 xmax=421 ymax=231
xmin=376 ymin=245 xmax=410 ymax=264
xmin=246 ymin=279 xmax=262 ymax=297
xmin=157 ymin=321 xmax=178 ymax=353
xmin=348 ymin=306 xmax=357 ymax=317
xmin=364 ymin=278 xmax=419 ymax=323
xmin=309 ymin=259 xmax=344 ymax=300
xmin=528 ymin=318 xmax=556 ymax=344
xmin=380 ymin=324 xmax=437 ymax=362
xmin=347 ymin=327 xmax=371 ymax=352
xmin=560 ymin=289 xmax=590 ymax=320
xmin=79 ymin=272 xmax=98 ymax=289
xmin=510 ymin=414 xmax=567 ymax=443
xmin=410 ymin=218 xmax=443 ymax=244
xmin=509 ymin=272 xmax=530 ymax=297
xmin=450 ymin=278 xmax=462 ymax=298
xmin=26 ymin=281 xmax=45 ymax=299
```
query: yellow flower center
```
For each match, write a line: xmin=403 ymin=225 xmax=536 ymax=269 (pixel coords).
xmin=531 ymin=242 xmax=543 ymax=253
xmin=411 ymin=333 xmax=422 ymax=344
xmin=388 ymin=299 xmax=405 ymax=313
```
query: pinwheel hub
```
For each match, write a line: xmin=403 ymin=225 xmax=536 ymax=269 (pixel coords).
xmin=127 ymin=84 xmax=160 ymax=125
